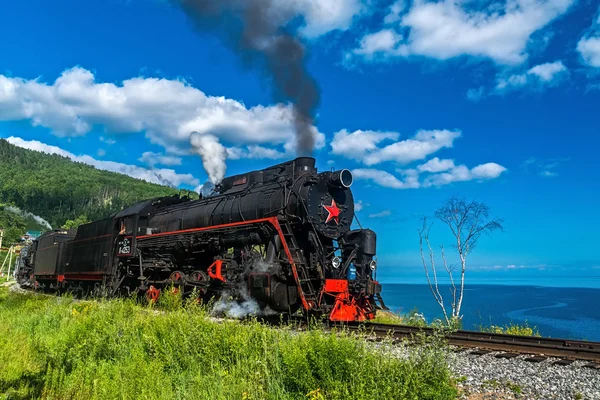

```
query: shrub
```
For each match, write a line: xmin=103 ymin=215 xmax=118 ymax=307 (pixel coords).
xmin=480 ymin=321 xmax=541 ymax=337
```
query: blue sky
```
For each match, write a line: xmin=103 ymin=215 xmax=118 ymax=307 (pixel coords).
xmin=1 ymin=0 xmax=599 ymax=284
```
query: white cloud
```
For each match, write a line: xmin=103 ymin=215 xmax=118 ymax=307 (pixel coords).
xmin=97 ymin=148 xmax=106 ymax=157
xmin=471 ymin=163 xmax=507 ymax=179
xmin=355 ymin=200 xmax=364 ymax=211
xmin=139 ymin=152 xmax=183 ymax=168
xmin=353 ymin=29 xmax=405 ymax=57
xmin=384 ymin=1 xmax=407 ymax=24
xmin=5 ymin=136 xmax=199 ymax=188
xmin=495 ymin=61 xmax=567 ymax=92
xmin=424 ymin=162 xmax=507 ymax=187
xmin=540 ymin=170 xmax=557 ymax=177
xmin=288 ymin=0 xmax=366 ymax=38
xmin=330 ymin=129 xmax=399 ymax=161
xmin=417 ymin=157 xmax=454 ymax=173
xmin=466 ymin=86 xmax=485 ymax=102
xmin=0 ymin=67 xmax=325 ymax=162
xmin=332 ymin=128 xmax=460 ymax=166
xmin=99 ymin=136 xmax=116 ymax=145
xmin=577 ymin=9 xmax=600 ymax=68
xmin=352 ymin=168 xmax=418 ymax=189
xmin=578 ymin=37 xmax=600 ymax=68
xmin=352 ymin=0 xmax=575 ymax=65
xmin=363 ymin=129 xmax=460 ymax=165
xmin=477 ymin=264 xmax=547 ymax=270
xmin=528 ymin=61 xmax=567 ymax=81
xmin=369 ymin=209 xmax=392 ymax=218
xmin=396 ymin=168 xmax=421 ymax=188
xmin=522 ymin=156 xmax=569 ymax=177
xmin=496 ymin=73 xmax=528 ymax=90
xmin=226 ymin=145 xmax=288 ymax=160
xmin=353 ymin=160 xmax=506 ymax=190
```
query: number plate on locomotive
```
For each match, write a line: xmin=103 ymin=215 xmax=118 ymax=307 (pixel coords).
xmin=117 ymin=238 xmax=132 ymax=256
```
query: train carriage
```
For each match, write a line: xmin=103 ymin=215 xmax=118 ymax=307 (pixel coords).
xmin=25 ymin=230 xmax=76 ymax=289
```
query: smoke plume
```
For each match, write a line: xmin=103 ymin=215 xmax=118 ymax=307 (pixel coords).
xmin=176 ymin=0 xmax=320 ymax=155
xmin=6 ymin=206 xmax=52 ymax=230
xmin=190 ymin=132 xmax=228 ymax=184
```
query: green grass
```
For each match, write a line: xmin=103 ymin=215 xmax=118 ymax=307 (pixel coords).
xmin=372 ymin=309 xmax=429 ymax=327
xmin=479 ymin=321 xmax=541 ymax=337
xmin=505 ymin=381 xmax=522 ymax=395
xmin=0 ymin=287 xmax=457 ymax=400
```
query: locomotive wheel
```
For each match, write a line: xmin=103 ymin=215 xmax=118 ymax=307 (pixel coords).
xmin=169 ymin=270 xmax=185 ymax=294
xmin=146 ymin=285 xmax=161 ymax=303
xmin=188 ymin=270 xmax=209 ymax=295
xmin=170 ymin=271 xmax=185 ymax=284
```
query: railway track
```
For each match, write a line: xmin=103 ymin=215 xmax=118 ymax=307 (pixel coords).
xmin=340 ymin=321 xmax=600 ymax=366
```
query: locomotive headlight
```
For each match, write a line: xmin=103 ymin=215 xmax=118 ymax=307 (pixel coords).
xmin=369 ymin=260 xmax=377 ymax=271
xmin=332 ymin=256 xmax=341 ymax=269
xmin=329 ymin=169 xmax=353 ymax=188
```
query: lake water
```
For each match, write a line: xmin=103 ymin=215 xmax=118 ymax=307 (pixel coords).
xmin=381 ymin=283 xmax=600 ymax=341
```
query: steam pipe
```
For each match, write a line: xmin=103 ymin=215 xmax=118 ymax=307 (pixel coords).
xmin=265 ymin=235 xmax=282 ymax=264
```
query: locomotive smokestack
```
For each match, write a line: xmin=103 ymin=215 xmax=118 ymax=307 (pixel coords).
xmin=175 ymin=0 xmax=320 ymax=155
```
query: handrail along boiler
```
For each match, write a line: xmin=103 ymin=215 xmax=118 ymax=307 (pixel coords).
xmin=16 ymin=157 xmax=386 ymax=321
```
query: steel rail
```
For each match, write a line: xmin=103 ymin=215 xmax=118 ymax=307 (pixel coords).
xmin=338 ymin=322 xmax=600 ymax=362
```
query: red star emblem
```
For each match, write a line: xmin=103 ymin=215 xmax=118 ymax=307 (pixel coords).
xmin=323 ymin=199 xmax=341 ymax=224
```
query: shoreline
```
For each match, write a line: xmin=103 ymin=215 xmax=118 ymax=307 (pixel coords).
xmin=380 ymin=282 xmax=600 ymax=290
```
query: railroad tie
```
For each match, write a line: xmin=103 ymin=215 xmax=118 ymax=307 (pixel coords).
xmin=495 ymin=353 xmax=519 ymax=359
xmin=552 ymin=359 xmax=574 ymax=366
xmin=583 ymin=363 xmax=600 ymax=369
xmin=524 ymin=356 xmax=547 ymax=363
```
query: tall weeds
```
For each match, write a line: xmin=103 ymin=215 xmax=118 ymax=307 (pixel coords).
xmin=0 ymin=287 xmax=457 ymax=400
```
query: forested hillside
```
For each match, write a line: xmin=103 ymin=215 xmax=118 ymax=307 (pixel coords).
xmin=0 ymin=205 xmax=27 ymax=246
xmin=0 ymin=139 xmax=179 ymax=230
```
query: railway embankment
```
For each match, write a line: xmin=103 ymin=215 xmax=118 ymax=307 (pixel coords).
xmin=375 ymin=339 xmax=600 ymax=399
xmin=362 ymin=314 xmax=600 ymax=399
xmin=0 ymin=285 xmax=456 ymax=400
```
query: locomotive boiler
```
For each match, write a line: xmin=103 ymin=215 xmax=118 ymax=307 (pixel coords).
xmin=17 ymin=157 xmax=386 ymax=321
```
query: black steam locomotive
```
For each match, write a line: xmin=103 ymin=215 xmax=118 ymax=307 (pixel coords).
xmin=16 ymin=157 xmax=386 ymax=321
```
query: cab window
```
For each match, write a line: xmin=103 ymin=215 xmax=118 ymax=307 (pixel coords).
xmin=119 ymin=217 xmax=134 ymax=235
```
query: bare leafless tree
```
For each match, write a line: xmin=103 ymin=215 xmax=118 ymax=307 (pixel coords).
xmin=418 ymin=196 xmax=503 ymax=325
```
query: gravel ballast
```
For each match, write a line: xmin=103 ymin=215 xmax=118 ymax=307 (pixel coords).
xmin=450 ymin=349 xmax=600 ymax=399
xmin=379 ymin=341 xmax=600 ymax=400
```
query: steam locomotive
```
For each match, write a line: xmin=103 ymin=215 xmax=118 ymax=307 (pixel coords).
xmin=16 ymin=157 xmax=386 ymax=321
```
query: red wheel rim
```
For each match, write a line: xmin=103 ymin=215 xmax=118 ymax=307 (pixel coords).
xmin=169 ymin=271 xmax=183 ymax=283
xmin=146 ymin=285 xmax=161 ymax=303
xmin=189 ymin=270 xmax=208 ymax=295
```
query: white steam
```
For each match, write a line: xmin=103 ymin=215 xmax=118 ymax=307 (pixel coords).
xmin=212 ymin=290 xmax=260 ymax=319
xmin=211 ymin=263 xmax=279 ymax=319
xmin=190 ymin=132 xmax=228 ymax=184
xmin=6 ymin=206 xmax=52 ymax=230
xmin=251 ymin=260 xmax=276 ymax=273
